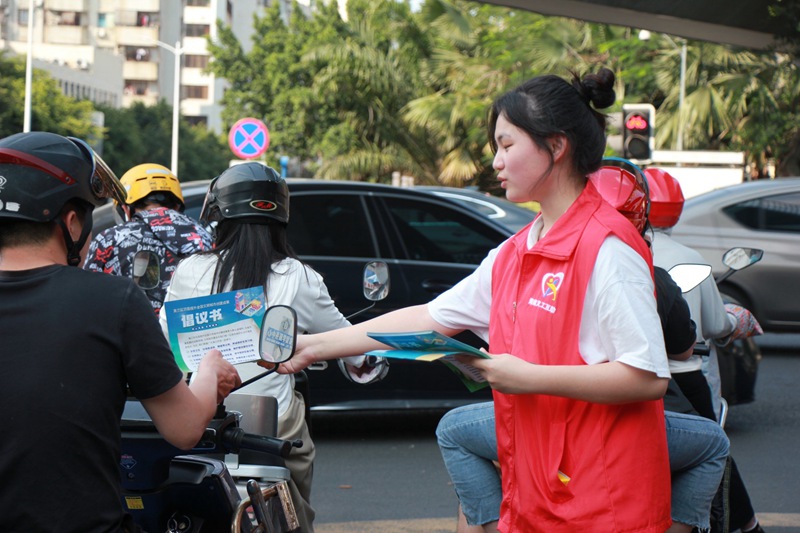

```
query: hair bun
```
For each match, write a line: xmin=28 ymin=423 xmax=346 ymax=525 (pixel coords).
xmin=577 ymin=67 xmax=616 ymax=110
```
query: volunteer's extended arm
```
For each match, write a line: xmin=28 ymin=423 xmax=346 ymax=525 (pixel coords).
xmin=277 ymin=304 xmax=462 ymax=374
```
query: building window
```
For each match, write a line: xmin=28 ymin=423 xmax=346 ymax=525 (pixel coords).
xmin=53 ymin=11 xmax=82 ymax=26
xmin=185 ymin=24 xmax=210 ymax=37
xmin=185 ymin=116 xmax=208 ymax=127
xmin=125 ymin=80 xmax=149 ymax=96
xmin=184 ymin=54 xmax=209 ymax=69
xmin=18 ymin=9 xmax=29 ymax=25
xmin=137 ymin=12 xmax=159 ymax=27
xmin=125 ymin=46 xmax=151 ymax=61
xmin=187 ymin=0 xmax=211 ymax=5
xmin=182 ymin=85 xmax=209 ymax=99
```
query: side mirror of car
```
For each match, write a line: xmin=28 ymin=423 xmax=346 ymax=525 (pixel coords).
xmin=132 ymin=251 xmax=160 ymax=290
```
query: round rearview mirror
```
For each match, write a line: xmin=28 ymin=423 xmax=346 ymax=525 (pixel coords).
xmin=722 ymin=247 xmax=763 ymax=271
xmin=259 ymin=305 xmax=297 ymax=364
xmin=363 ymin=261 xmax=390 ymax=302
xmin=667 ymin=263 xmax=712 ymax=293
xmin=132 ymin=251 xmax=160 ymax=290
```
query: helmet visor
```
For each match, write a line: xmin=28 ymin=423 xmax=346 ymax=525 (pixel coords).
xmin=199 ymin=176 xmax=219 ymax=224
xmin=67 ymin=137 xmax=127 ymax=205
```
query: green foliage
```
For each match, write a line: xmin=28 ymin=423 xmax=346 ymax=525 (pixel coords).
xmin=768 ymin=0 xmax=800 ymax=55
xmin=202 ymin=0 xmax=800 ymax=184
xmin=5 ymin=3 xmax=800 ymax=185
xmin=98 ymin=101 xmax=230 ymax=181
xmin=0 ymin=51 xmax=98 ymax=140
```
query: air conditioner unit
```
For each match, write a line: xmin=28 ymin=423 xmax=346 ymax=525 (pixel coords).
xmin=97 ymin=28 xmax=107 ymax=38
xmin=76 ymin=58 xmax=90 ymax=70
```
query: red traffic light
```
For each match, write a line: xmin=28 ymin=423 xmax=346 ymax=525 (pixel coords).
xmin=625 ymin=114 xmax=649 ymax=131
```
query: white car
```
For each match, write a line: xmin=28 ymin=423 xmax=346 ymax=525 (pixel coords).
xmin=671 ymin=177 xmax=800 ymax=333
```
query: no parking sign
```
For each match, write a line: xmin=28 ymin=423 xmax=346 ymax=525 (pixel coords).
xmin=228 ymin=118 xmax=270 ymax=159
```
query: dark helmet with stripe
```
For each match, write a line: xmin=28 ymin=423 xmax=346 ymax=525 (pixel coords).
xmin=0 ymin=131 xmax=126 ymax=265
xmin=0 ymin=131 xmax=125 ymax=222
xmin=200 ymin=162 xmax=289 ymax=225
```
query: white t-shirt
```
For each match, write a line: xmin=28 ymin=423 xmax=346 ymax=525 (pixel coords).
xmin=428 ymin=217 xmax=670 ymax=378
xmin=651 ymin=230 xmax=735 ymax=374
xmin=159 ymin=254 xmax=356 ymax=417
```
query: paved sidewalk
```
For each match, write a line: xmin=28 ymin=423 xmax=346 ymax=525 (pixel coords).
xmin=317 ymin=518 xmax=454 ymax=533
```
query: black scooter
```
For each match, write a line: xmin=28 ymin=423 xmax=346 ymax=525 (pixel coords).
xmin=120 ymin=261 xmax=391 ymax=532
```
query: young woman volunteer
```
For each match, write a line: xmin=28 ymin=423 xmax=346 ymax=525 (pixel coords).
xmin=159 ymin=162 xmax=370 ymax=533
xmin=278 ymin=69 xmax=672 ymax=531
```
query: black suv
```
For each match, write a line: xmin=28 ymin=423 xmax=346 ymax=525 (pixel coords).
xmin=92 ymin=179 xmax=536 ymax=411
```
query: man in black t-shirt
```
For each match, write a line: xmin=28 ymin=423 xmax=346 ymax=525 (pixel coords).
xmin=0 ymin=132 xmax=241 ymax=532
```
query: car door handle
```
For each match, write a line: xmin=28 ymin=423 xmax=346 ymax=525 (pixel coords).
xmin=422 ymin=279 xmax=454 ymax=293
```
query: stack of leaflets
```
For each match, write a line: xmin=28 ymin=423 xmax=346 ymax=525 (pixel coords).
xmin=366 ymin=330 xmax=490 ymax=392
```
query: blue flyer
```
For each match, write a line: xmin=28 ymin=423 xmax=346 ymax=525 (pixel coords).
xmin=164 ymin=286 xmax=266 ymax=372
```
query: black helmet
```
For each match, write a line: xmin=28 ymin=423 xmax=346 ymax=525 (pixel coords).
xmin=0 ymin=131 xmax=126 ymax=266
xmin=0 ymin=131 xmax=126 ymax=222
xmin=200 ymin=162 xmax=289 ymax=225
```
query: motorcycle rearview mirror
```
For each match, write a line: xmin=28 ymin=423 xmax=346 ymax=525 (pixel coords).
xmin=345 ymin=261 xmax=391 ymax=321
xmin=722 ymin=247 xmax=763 ymax=271
xmin=132 ymin=251 xmax=160 ymax=290
xmin=668 ymin=264 xmax=713 ymax=293
xmin=716 ymin=247 xmax=764 ymax=284
xmin=232 ymin=305 xmax=298 ymax=393
xmin=363 ymin=261 xmax=390 ymax=301
xmin=259 ymin=305 xmax=297 ymax=364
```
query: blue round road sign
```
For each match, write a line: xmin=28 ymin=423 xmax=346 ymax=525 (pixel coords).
xmin=228 ymin=118 xmax=270 ymax=159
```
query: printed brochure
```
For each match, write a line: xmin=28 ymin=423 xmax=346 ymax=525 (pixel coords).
xmin=164 ymin=286 xmax=266 ymax=372
xmin=366 ymin=330 xmax=490 ymax=392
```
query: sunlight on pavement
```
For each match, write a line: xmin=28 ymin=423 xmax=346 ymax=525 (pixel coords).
xmin=316 ymin=518 xmax=454 ymax=533
xmin=759 ymin=513 xmax=800 ymax=527
xmin=314 ymin=514 xmax=800 ymax=532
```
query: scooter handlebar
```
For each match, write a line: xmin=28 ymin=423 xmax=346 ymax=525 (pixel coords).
xmin=221 ymin=427 xmax=300 ymax=458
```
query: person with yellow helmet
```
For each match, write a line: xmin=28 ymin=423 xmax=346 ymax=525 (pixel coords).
xmin=83 ymin=163 xmax=212 ymax=313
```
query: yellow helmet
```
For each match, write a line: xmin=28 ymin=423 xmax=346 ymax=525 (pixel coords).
xmin=119 ymin=163 xmax=184 ymax=209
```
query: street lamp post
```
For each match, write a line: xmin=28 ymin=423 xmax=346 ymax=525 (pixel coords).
xmin=156 ymin=40 xmax=183 ymax=175
xmin=638 ymin=30 xmax=687 ymax=151
xmin=23 ymin=0 xmax=35 ymax=132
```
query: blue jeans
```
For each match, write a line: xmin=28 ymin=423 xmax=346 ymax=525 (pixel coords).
xmin=436 ymin=402 xmax=729 ymax=529
xmin=436 ymin=402 xmax=500 ymax=526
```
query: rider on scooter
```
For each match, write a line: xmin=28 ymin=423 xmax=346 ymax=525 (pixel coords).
xmin=646 ymin=167 xmax=765 ymax=533
xmin=0 ymin=132 xmax=240 ymax=533
xmin=159 ymin=162 xmax=387 ymax=533
xmin=83 ymin=163 xmax=212 ymax=314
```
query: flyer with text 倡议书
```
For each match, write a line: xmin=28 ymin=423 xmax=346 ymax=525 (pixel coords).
xmin=366 ymin=330 xmax=490 ymax=392
xmin=164 ymin=286 xmax=266 ymax=372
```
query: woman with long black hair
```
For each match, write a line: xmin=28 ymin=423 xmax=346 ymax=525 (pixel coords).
xmin=159 ymin=162 xmax=370 ymax=533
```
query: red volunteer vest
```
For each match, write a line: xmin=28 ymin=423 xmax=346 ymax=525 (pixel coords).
xmin=490 ymin=182 xmax=671 ymax=532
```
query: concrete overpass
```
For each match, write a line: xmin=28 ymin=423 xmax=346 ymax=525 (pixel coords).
xmin=479 ymin=0 xmax=782 ymax=50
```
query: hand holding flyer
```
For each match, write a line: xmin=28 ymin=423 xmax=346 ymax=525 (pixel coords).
xmin=164 ymin=287 xmax=267 ymax=372
xmin=366 ymin=330 xmax=491 ymax=392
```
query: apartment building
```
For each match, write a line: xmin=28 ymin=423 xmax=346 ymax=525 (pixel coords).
xmin=0 ymin=0 xmax=318 ymax=134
